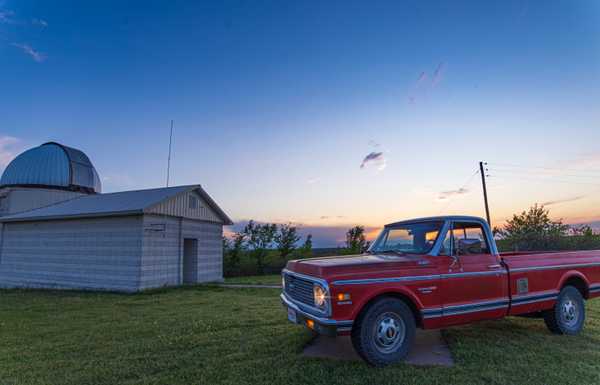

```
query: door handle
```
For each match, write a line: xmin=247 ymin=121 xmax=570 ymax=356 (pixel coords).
xmin=488 ymin=264 xmax=502 ymax=269
xmin=418 ymin=286 xmax=437 ymax=294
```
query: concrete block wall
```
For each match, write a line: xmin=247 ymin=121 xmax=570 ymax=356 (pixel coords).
xmin=0 ymin=216 xmax=143 ymax=291
xmin=139 ymin=215 xmax=181 ymax=289
xmin=139 ymin=215 xmax=223 ymax=289
xmin=0 ymin=187 xmax=85 ymax=216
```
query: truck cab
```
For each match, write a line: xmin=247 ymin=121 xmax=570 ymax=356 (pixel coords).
xmin=281 ymin=215 xmax=600 ymax=366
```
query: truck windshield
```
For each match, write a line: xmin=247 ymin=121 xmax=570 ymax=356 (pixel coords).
xmin=370 ymin=221 xmax=444 ymax=255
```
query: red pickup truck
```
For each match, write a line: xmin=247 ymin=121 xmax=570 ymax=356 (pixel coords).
xmin=281 ymin=215 xmax=600 ymax=366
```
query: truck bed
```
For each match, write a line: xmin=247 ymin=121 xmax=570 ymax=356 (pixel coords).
xmin=501 ymin=249 xmax=600 ymax=316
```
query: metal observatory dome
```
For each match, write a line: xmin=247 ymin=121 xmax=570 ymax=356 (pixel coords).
xmin=0 ymin=142 xmax=102 ymax=193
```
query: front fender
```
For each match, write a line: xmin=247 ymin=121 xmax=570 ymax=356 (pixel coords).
xmin=345 ymin=285 xmax=425 ymax=321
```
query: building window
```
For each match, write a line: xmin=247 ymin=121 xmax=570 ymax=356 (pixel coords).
xmin=189 ymin=195 xmax=198 ymax=209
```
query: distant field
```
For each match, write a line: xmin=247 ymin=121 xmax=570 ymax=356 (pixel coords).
xmin=1 ymin=286 xmax=599 ymax=385
xmin=223 ymin=274 xmax=281 ymax=286
xmin=224 ymin=248 xmax=344 ymax=277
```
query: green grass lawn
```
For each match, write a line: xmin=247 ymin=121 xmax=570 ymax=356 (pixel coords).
xmin=223 ymin=274 xmax=281 ymax=286
xmin=1 ymin=286 xmax=599 ymax=385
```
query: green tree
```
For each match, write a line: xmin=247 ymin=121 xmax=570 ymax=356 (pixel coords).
xmin=569 ymin=225 xmax=597 ymax=250
xmin=572 ymin=225 xmax=594 ymax=237
xmin=299 ymin=234 xmax=313 ymax=258
xmin=222 ymin=233 xmax=246 ymax=276
xmin=496 ymin=204 xmax=568 ymax=251
xmin=274 ymin=223 xmax=300 ymax=260
xmin=346 ymin=226 xmax=367 ymax=253
xmin=243 ymin=220 xmax=277 ymax=274
xmin=222 ymin=236 xmax=230 ymax=254
xmin=230 ymin=232 xmax=246 ymax=267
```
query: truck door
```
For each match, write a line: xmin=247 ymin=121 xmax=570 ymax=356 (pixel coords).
xmin=436 ymin=220 xmax=509 ymax=326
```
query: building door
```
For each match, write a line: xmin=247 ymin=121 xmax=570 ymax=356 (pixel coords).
xmin=183 ymin=238 xmax=198 ymax=284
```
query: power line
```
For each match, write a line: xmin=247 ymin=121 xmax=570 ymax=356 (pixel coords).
xmin=488 ymin=174 xmax=600 ymax=187
xmin=489 ymin=168 xmax=600 ymax=180
xmin=487 ymin=162 xmax=600 ymax=175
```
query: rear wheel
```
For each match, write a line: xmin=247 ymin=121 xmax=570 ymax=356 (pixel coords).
xmin=351 ymin=298 xmax=416 ymax=367
xmin=543 ymin=286 xmax=585 ymax=335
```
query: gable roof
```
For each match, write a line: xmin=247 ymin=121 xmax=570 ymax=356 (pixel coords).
xmin=0 ymin=185 xmax=233 ymax=225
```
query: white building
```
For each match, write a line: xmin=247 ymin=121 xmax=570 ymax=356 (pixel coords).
xmin=0 ymin=142 xmax=232 ymax=292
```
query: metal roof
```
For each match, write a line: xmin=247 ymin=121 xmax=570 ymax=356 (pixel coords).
xmin=385 ymin=215 xmax=487 ymax=227
xmin=0 ymin=142 xmax=101 ymax=193
xmin=0 ymin=185 xmax=233 ymax=225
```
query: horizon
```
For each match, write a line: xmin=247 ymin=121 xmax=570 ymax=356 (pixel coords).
xmin=2 ymin=0 xmax=600 ymax=247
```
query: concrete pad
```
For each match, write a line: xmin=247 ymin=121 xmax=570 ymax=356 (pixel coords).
xmin=303 ymin=329 xmax=454 ymax=366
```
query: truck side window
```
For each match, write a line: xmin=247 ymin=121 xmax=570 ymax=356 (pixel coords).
xmin=452 ymin=222 xmax=490 ymax=255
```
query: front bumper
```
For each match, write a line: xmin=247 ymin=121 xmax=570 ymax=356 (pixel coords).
xmin=281 ymin=293 xmax=353 ymax=336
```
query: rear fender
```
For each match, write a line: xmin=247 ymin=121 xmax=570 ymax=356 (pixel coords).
xmin=558 ymin=271 xmax=590 ymax=298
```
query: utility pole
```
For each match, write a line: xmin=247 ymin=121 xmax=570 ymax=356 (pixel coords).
xmin=166 ymin=120 xmax=173 ymax=187
xmin=479 ymin=161 xmax=491 ymax=227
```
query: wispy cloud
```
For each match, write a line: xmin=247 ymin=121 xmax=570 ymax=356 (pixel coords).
xmin=360 ymin=151 xmax=386 ymax=171
xmin=0 ymin=136 xmax=20 ymax=169
xmin=437 ymin=187 xmax=469 ymax=201
xmin=368 ymin=139 xmax=381 ymax=148
xmin=416 ymin=71 xmax=428 ymax=86
xmin=32 ymin=18 xmax=47 ymax=27
xmin=408 ymin=62 xmax=446 ymax=103
xmin=541 ymin=195 xmax=585 ymax=207
xmin=0 ymin=9 xmax=14 ymax=23
xmin=307 ymin=177 xmax=321 ymax=185
xmin=11 ymin=43 xmax=46 ymax=62
xmin=432 ymin=61 xmax=446 ymax=86
xmin=562 ymin=152 xmax=600 ymax=170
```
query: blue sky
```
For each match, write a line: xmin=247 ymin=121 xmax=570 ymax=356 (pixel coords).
xmin=2 ymin=0 xmax=600 ymax=246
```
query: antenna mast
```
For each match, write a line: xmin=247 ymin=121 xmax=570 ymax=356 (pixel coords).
xmin=166 ymin=120 xmax=173 ymax=187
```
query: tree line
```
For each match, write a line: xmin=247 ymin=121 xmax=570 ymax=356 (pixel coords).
xmin=223 ymin=205 xmax=600 ymax=277
xmin=222 ymin=221 xmax=370 ymax=277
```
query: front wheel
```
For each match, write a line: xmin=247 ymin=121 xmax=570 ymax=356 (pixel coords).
xmin=543 ymin=286 xmax=585 ymax=335
xmin=351 ymin=298 xmax=416 ymax=367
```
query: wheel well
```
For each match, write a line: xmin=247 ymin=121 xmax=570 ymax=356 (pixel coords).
xmin=356 ymin=293 xmax=423 ymax=328
xmin=563 ymin=276 xmax=589 ymax=299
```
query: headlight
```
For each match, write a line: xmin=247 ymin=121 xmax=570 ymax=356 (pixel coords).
xmin=313 ymin=284 xmax=327 ymax=309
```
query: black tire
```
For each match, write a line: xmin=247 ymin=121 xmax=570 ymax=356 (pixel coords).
xmin=543 ymin=286 xmax=585 ymax=335
xmin=351 ymin=297 xmax=416 ymax=367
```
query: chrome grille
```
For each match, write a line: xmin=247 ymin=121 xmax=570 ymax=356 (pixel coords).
xmin=284 ymin=273 xmax=315 ymax=307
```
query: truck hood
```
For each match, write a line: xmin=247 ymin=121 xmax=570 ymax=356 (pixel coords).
xmin=285 ymin=253 xmax=432 ymax=280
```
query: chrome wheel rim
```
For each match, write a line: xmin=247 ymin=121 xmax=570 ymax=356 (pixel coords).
xmin=561 ymin=297 xmax=579 ymax=327
xmin=373 ymin=312 xmax=405 ymax=354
